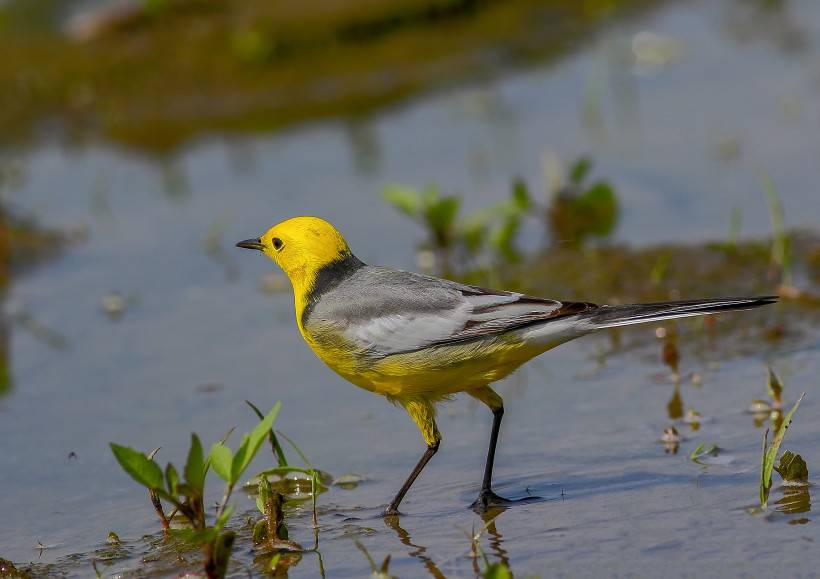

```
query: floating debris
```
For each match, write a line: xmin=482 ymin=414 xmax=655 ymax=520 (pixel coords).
xmin=332 ymin=473 xmax=367 ymax=489
xmin=194 ymin=382 xmax=224 ymax=394
xmin=661 ymin=426 xmax=680 ymax=454
xmin=767 ymin=367 xmax=784 ymax=409
xmin=747 ymin=399 xmax=772 ymax=414
xmin=631 ymin=31 xmax=685 ymax=74
xmin=101 ymin=291 xmax=126 ymax=320
xmin=684 ymin=408 xmax=702 ymax=431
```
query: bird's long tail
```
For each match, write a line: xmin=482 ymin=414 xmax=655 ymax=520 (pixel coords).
xmin=579 ymin=296 xmax=778 ymax=330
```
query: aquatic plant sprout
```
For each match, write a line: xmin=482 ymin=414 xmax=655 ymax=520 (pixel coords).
xmin=759 ymin=393 xmax=805 ymax=508
xmin=110 ymin=402 xmax=282 ymax=578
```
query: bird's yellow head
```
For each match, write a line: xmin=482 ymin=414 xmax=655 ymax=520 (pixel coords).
xmin=236 ymin=216 xmax=355 ymax=288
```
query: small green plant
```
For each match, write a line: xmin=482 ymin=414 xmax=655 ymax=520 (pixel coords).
xmin=244 ymin=402 xmax=327 ymax=575
xmin=110 ymin=402 xmax=281 ymax=578
xmin=689 ymin=442 xmax=718 ymax=462
xmin=759 ymin=393 xmax=805 ymax=507
xmin=761 ymin=171 xmax=792 ymax=286
xmin=381 ymin=181 xmax=530 ymax=272
xmin=546 ymin=157 xmax=618 ymax=247
xmin=381 ymin=184 xmax=460 ymax=266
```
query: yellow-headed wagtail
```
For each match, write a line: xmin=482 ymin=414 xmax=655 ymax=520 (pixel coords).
xmin=237 ymin=216 xmax=776 ymax=515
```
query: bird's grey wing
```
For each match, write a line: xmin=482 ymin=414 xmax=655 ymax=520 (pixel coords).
xmin=308 ymin=267 xmax=596 ymax=356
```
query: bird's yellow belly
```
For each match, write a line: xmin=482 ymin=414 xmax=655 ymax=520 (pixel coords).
xmin=306 ymin=334 xmax=541 ymax=400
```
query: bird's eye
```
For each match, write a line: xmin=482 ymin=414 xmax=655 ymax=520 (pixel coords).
xmin=271 ymin=237 xmax=284 ymax=251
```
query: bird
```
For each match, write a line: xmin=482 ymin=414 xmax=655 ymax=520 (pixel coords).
xmin=236 ymin=216 xmax=777 ymax=515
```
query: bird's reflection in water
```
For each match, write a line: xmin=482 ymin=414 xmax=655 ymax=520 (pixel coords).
xmin=384 ymin=515 xmax=446 ymax=578
xmin=478 ymin=507 xmax=510 ymax=570
xmin=384 ymin=505 xmax=512 ymax=578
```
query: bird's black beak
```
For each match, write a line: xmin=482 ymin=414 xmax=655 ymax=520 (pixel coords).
xmin=236 ymin=238 xmax=265 ymax=251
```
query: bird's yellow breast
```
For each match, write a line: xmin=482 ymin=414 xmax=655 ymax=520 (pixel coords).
xmin=298 ymin=321 xmax=538 ymax=401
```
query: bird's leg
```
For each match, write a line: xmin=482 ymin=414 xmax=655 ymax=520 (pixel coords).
xmin=469 ymin=386 xmax=538 ymax=512
xmin=383 ymin=441 xmax=439 ymax=516
xmin=384 ymin=398 xmax=441 ymax=517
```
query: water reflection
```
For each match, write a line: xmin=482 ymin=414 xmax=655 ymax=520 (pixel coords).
xmin=477 ymin=507 xmax=510 ymax=570
xmin=0 ymin=196 xmax=64 ymax=397
xmin=384 ymin=516 xmax=446 ymax=579
xmin=383 ymin=507 xmax=513 ymax=578
xmin=776 ymin=487 xmax=811 ymax=516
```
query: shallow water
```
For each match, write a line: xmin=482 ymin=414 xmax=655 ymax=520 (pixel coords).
xmin=2 ymin=0 xmax=820 ymax=576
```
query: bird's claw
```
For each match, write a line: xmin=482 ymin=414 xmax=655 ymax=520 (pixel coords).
xmin=470 ymin=489 xmax=539 ymax=512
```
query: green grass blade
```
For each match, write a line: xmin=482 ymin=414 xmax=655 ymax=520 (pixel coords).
xmin=246 ymin=399 xmax=288 ymax=467
xmin=759 ymin=428 xmax=769 ymax=507
xmin=276 ymin=430 xmax=313 ymax=469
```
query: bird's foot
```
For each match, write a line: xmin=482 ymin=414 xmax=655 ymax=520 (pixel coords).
xmin=382 ymin=506 xmax=401 ymax=518
xmin=470 ymin=489 xmax=540 ymax=513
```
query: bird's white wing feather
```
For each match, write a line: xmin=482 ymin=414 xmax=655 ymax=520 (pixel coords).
xmin=341 ymin=289 xmax=588 ymax=355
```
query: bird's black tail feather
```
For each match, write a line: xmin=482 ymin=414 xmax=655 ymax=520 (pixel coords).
xmin=581 ymin=296 xmax=778 ymax=330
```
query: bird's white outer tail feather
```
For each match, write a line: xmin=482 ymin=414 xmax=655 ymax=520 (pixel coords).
xmin=519 ymin=296 xmax=777 ymax=348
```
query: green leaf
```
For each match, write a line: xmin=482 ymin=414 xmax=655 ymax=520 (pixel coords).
xmin=209 ymin=443 xmax=234 ymax=483
xmin=759 ymin=428 xmax=769 ymax=506
xmin=511 ymin=179 xmax=530 ymax=210
xmin=185 ymin=433 xmax=205 ymax=493
xmin=234 ymin=402 xmax=282 ymax=481
xmin=489 ymin=216 xmax=521 ymax=261
xmin=252 ymin=519 xmax=267 ymax=544
xmin=168 ymin=527 xmax=217 ymax=546
xmin=246 ymin=399 xmax=288 ymax=467
xmin=110 ymin=444 xmax=164 ymax=490
xmin=578 ymin=181 xmax=617 ymax=237
xmin=569 ymin=157 xmax=592 ymax=185
xmin=760 ymin=393 xmax=806 ymax=507
xmin=215 ymin=504 xmax=234 ymax=530
xmin=381 ymin=186 xmax=422 ymax=217
xmin=424 ymin=196 xmax=460 ymax=246
xmin=257 ymin=475 xmax=272 ymax=515
xmin=774 ymin=450 xmax=809 ymax=483
xmin=484 ymin=562 xmax=513 ymax=579
xmin=231 ymin=435 xmax=251 ymax=484
xmin=165 ymin=463 xmax=179 ymax=496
